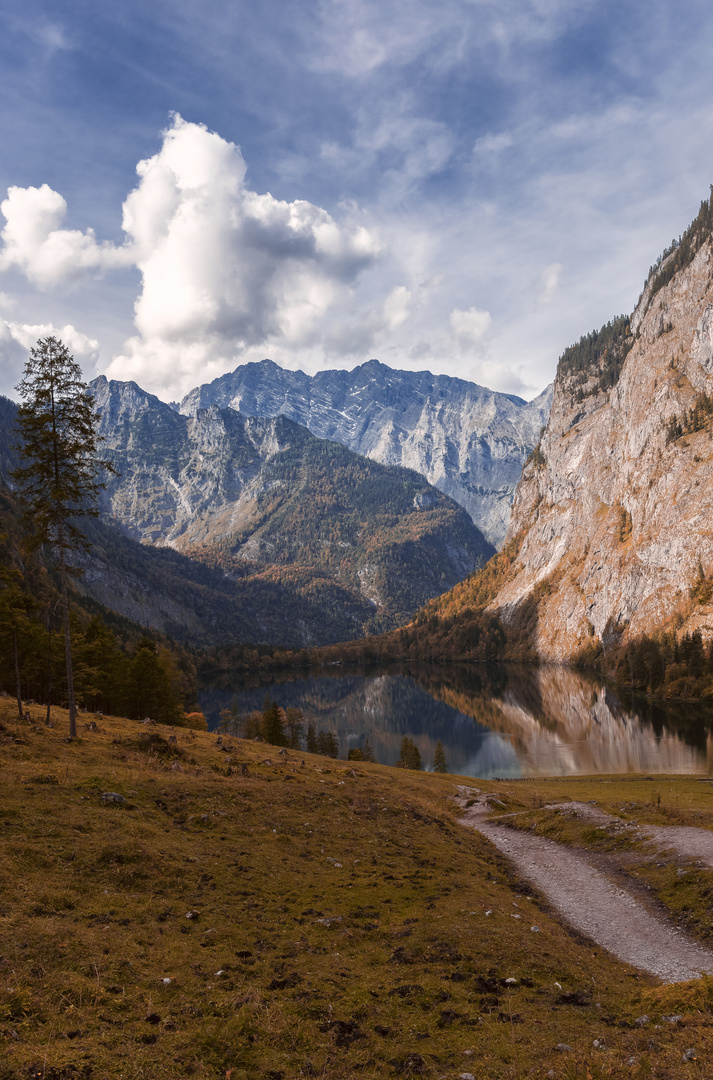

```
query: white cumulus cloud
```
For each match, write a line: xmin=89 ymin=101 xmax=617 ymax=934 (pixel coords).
xmin=449 ymin=306 xmax=492 ymax=350
xmin=0 ymin=115 xmax=384 ymax=398
xmin=108 ymin=115 xmax=384 ymax=394
xmin=0 ymin=184 xmax=132 ymax=288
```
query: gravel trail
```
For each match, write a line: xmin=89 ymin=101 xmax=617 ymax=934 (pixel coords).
xmin=546 ymin=800 xmax=713 ymax=867
xmin=457 ymin=792 xmax=713 ymax=983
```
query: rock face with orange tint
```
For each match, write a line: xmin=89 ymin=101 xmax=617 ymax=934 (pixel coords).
xmin=487 ymin=200 xmax=713 ymax=659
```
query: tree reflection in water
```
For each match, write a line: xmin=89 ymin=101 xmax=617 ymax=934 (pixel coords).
xmin=198 ymin=663 xmax=713 ymax=777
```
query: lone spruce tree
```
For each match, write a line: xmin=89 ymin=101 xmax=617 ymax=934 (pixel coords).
xmin=433 ymin=740 xmax=448 ymax=773
xmin=13 ymin=337 xmax=114 ymax=738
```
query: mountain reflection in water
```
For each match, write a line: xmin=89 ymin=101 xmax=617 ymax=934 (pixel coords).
xmin=198 ymin=664 xmax=713 ymax=777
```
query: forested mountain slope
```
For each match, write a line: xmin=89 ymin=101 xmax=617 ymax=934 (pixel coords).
xmin=179 ymin=358 xmax=552 ymax=547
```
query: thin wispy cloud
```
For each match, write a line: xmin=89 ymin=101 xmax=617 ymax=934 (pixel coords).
xmin=0 ymin=0 xmax=712 ymax=400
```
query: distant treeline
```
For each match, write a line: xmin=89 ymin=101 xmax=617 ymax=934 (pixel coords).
xmin=578 ymin=629 xmax=713 ymax=701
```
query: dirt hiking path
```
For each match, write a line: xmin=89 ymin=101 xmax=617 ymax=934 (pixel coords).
xmin=548 ymin=800 xmax=713 ymax=867
xmin=457 ymin=790 xmax=713 ymax=984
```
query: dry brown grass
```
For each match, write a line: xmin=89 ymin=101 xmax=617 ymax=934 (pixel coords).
xmin=1 ymin=701 xmax=712 ymax=1078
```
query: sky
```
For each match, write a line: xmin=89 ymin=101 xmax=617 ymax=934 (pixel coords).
xmin=1 ymin=1 xmax=713 ymax=403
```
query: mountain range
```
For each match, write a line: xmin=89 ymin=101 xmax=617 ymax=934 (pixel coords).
xmin=180 ymin=358 xmax=552 ymax=547
xmin=77 ymin=377 xmax=493 ymax=643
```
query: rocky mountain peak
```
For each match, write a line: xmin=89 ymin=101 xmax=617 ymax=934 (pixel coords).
xmin=179 ymin=358 xmax=552 ymax=546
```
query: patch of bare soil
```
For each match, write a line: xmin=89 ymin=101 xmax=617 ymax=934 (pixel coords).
xmin=457 ymin=790 xmax=713 ymax=984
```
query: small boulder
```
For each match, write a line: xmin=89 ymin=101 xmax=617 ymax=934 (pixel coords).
xmin=556 ymin=1043 xmax=574 ymax=1052
xmin=101 ymin=792 xmax=127 ymax=805
xmin=683 ymin=1048 xmax=697 ymax=1061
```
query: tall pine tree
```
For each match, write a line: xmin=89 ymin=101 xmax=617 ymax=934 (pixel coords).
xmin=12 ymin=337 xmax=114 ymax=738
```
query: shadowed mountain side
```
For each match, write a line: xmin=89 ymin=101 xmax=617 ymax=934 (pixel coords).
xmin=75 ymin=517 xmax=377 ymax=647
xmin=88 ymin=377 xmax=494 ymax=636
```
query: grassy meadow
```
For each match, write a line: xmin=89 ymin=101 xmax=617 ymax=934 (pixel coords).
xmin=1 ymin=700 xmax=712 ymax=1079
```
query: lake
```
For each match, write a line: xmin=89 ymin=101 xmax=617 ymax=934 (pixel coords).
xmin=198 ymin=663 xmax=713 ymax=778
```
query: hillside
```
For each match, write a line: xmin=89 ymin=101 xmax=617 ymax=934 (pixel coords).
xmin=410 ymin=191 xmax=713 ymax=666
xmin=3 ymin=699 xmax=713 ymax=1079
xmin=88 ymin=378 xmax=493 ymax=639
xmin=179 ymin=358 xmax=552 ymax=547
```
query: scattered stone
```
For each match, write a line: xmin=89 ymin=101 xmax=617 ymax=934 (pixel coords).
xmin=485 ymin=910 xmax=492 ymax=916
xmin=626 ymin=1056 xmax=637 ymax=1067
xmin=592 ymin=1038 xmax=604 ymax=1048
xmin=278 ymin=748 xmax=288 ymax=756
xmin=511 ymin=914 xmax=522 ymax=919
xmin=459 ymin=1074 xmax=476 ymax=1080
xmin=531 ymin=925 xmax=541 ymax=932
xmin=162 ymin=978 xmax=171 ymax=984
xmin=86 ymin=721 xmax=98 ymax=731
xmin=315 ymin=916 xmax=342 ymax=926
xmin=663 ymin=1014 xmax=683 ymax=1024
xmin=504 ymin=978 xmax=517 ymax=985
xmin=185 ymin=910 xmax=200 ymax=920
xmin=683 ymin=1048 xmax=697 ymax=1061
xmin=101 ymin=792 xmax=127 ymax=805
xmin=635 ymin=1015 xmax=649 ymax=1026
xmin=170 ymin=761 xmax=183 ymax=772
xmin=556 ymin=1043 xmax=574 ymax=1052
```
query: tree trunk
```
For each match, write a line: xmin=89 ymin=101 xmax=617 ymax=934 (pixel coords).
xmin=13 ymin=627 xmax=22 ymax=721
xmin=46 ymin=609 xmax=53 ymax=726
xmin=59 ymin=536 xmax=77 ymax=739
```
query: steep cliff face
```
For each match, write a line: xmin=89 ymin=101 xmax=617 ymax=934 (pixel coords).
xmin=484 ymin=202 xmax=713 ymax=659
xmin=180 ymin=358 xmax=552 ymax=547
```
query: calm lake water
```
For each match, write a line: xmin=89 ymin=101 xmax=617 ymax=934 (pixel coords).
xmin=198 ymin=663 xmax=713 ymax=778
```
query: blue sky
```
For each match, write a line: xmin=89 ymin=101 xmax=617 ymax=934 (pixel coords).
xmin=1 ymin=0 xmax=713 ymax=401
